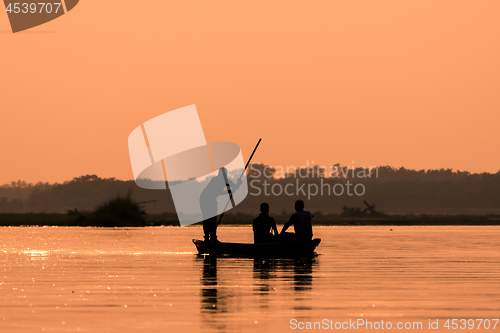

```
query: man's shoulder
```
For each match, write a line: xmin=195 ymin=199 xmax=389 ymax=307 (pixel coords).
xmin=295 ymin=210 xmax=313 ymax=221
xmin=254 ymin=214 xmax=271 ymax=222
xmin=262 ymin=215 xmax=275 ymax=222
xmin=292 ymin=210 xmax=310 ymax=216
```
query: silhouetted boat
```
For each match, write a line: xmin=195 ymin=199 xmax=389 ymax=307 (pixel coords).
xmin=192 ymin=238 xmax=321 ymax=257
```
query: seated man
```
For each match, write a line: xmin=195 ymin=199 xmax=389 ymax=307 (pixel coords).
xmin=280 ymin=199 xmax=314 ymax=241
xmin=253 ymin=203 xmax=278 ymax=243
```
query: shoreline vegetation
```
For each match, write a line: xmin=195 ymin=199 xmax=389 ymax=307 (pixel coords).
xmin=0 ymin=191 xmax=499 ymax=227
xmin=1 ymin=166 xmax=500 ymax=216
xmin=1 ymin=212 xmax=500 ymax=227
xmin=1 ymin=166 xmax=499 ymax=227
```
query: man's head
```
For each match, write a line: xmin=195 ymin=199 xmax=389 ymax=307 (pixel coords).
xmin=218 ymin=167 xmax=228 ymax=177
xmin=260 ymin=202 xmax=269 ymax=214
xmin=294 ymin=199 xmax=305 ymax=212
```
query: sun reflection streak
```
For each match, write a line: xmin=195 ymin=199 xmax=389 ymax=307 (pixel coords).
xmin=23 ymin=250 xmax=49 ymax=261
xmin=17 ymin=250 xmax=197 ymax=256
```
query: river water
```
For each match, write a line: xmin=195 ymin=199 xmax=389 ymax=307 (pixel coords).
xmin=1 ymin=226 xmax=499 ymax=332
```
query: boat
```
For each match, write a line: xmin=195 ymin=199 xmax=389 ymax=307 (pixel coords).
xmin=192 ymin=238 xmax=321 ymax=257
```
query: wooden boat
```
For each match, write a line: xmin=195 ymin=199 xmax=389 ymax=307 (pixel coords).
xmin=192 ymin=238 xmax=321 ymax=257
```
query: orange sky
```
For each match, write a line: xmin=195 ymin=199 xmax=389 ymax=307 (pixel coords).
xmin=1 ymin=0 xmax=499 ymax=185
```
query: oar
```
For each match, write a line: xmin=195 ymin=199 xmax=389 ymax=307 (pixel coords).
xmin=217 ymin=138 xmax=262 ymax=226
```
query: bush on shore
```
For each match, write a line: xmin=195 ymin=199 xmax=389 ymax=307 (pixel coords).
xmin=85 ymin=192 xmax=146 ymax=227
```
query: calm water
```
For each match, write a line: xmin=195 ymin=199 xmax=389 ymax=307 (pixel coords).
xmin=1 ymin=226 xmax=499 ymax=332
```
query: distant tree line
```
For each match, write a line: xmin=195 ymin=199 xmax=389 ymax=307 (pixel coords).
xmin=0 ymin=175 xmax=174 ymax=214
xmin=0 ymin=164 xmax=499 ymax=215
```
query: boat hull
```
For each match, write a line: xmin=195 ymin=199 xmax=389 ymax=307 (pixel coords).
xmin=192 ymin=238 xmax=321 ymax=257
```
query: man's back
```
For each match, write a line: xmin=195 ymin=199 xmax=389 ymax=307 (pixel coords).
xmin=289 ymin=210 xmax=313 ymax=240
xmin=253 ymin=213 xmax=277 ymax=243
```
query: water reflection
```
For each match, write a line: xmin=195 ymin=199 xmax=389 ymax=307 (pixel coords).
xmin=253 ymin=257 xmax=317 ymax=291
xmin=197 ymin=255 xmax=319 ymax=318
xmin=253 ymin=258 xmax=276 ymax=294
xmin=23 ymin=250 xmax=48 ymax=261
xmin=290 ymin=258 xmax=315 ymax=292
xmin=287 ymin=257 xmax=316 ymax=311
xmin=200 ymin=256 xmax=219 ymax=312
xmin=198 ymin=256 xmax=237 ymax=332
xmin=254 ymin=257 xmax=318 ymax=311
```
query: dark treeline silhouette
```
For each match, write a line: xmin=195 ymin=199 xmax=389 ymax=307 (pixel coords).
xmin=0 ymin=164 xmax=499 ymax=215
xmin=241 ymin=164 xmax=500 ymax=214
xmin=0 ymin=175 xmax=175 ymax=214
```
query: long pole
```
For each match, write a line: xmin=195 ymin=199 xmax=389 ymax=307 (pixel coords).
xmin=217 ymin=138 xmax=262 ymax=226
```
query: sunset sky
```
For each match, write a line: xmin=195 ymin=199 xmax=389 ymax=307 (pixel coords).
xmin=1 ymin=0 xmax=499 ymax=185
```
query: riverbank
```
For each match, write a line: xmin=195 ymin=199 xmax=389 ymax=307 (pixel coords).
xmin=1 ymin=212 xmax=500 ymax=227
